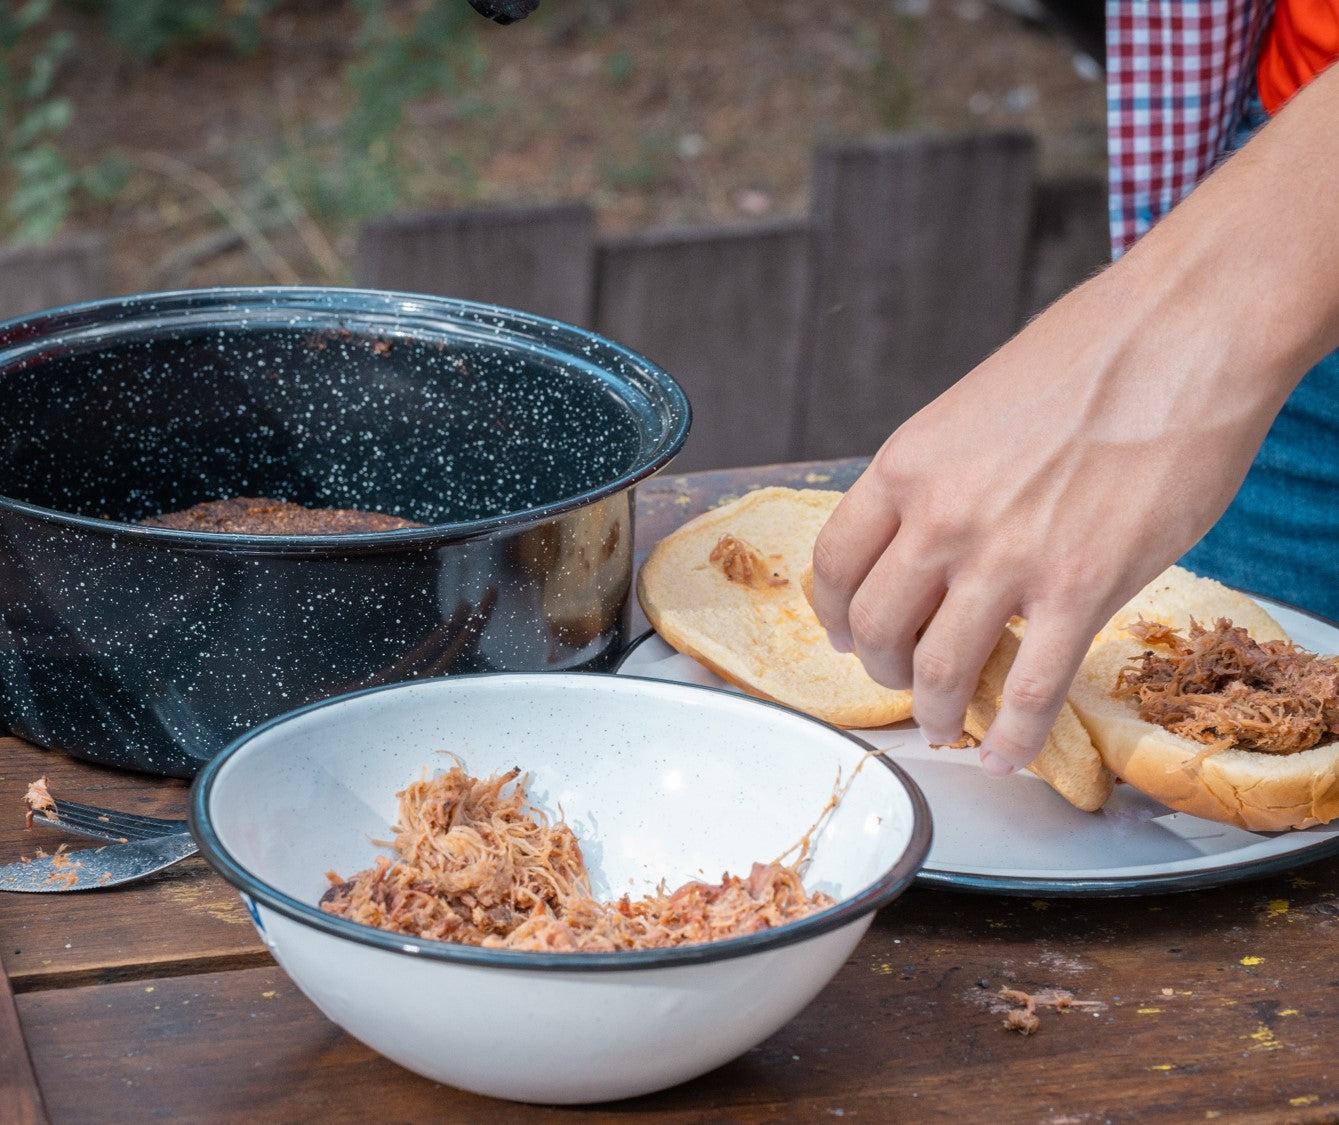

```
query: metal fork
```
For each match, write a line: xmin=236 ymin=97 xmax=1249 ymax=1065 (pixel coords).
xmin=0 ymin=796 xmax=197 ymax=892
xmin=30 ymin=798 xmax=187 ymax=844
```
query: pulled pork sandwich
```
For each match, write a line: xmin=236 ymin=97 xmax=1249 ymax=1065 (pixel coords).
xmin=320 ymin=762 xmax=835 ymax=951
xmin=1068 ymin=566 xmax=1339 ymax=831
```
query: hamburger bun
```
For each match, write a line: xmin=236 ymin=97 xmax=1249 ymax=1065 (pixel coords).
xmin=1068 ymin=565 xmax=1339 ymax=830
xmin=963 ymin=620 xmax=1114 ymax=813
xmin=636 ymin=487 xmax=913 ymax=728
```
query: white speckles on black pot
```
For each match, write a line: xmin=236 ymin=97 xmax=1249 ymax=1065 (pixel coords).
xmin=0 ymin=288 xmax=690 ymax=776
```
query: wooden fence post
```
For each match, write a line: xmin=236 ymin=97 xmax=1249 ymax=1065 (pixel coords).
xmin=792 ymin=131 xmax=1039 ymax=461
xmin=594 ymin=219 xmax=811 ymax=473
xmin=354 ymin=201 xmax=596 ymax=327
xmin=0 ymin=236 xmax=109 ymax=322
xmin=346 ymin=146 xmax=1105 ymax=476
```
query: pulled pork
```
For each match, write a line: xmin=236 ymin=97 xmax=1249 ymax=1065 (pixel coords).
xmin=709 ymin=534 xmax=788 ymax=590
xmin=320 ymin=763 xmax=833 ymax=952
xmin=1115 ymin=618 xmax=1339 ymax=755
xmin=23 ymin=777 xmax=53 ymax=829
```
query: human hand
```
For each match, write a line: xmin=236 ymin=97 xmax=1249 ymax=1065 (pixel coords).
xmin=808 ymin=260 xmax=1294 ymax=776
xmin=808 ymin=62 xmax=1339 ymax=777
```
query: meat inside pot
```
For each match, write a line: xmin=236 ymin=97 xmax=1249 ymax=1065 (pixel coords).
xmin=140 ymin=497 xmax=422 ymax=534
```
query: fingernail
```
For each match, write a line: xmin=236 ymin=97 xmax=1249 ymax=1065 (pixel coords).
xmin=980 ymin=750 xmax=1016 ymax=777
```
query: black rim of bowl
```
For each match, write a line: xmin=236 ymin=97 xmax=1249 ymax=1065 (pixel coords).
xmin=0 ymin=286 xmax=692 ymax=552
xmin=189 ymin=672 xmax=933 ymax=972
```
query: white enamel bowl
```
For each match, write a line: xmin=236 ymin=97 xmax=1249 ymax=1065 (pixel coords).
xmin=190 ymin=673 xmax=931 ymax=1105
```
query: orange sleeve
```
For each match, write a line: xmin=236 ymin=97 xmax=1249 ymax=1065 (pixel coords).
xmin=1258 ymin=0 xmax=1339 ymax=115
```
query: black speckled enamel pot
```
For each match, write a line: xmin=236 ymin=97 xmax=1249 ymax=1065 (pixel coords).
xmin=0 ymin=287 xmax=690 ymax=776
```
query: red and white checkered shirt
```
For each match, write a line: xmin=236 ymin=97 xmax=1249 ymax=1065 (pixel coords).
xmin=1106 ymin=0 xmax=1274 ymax=258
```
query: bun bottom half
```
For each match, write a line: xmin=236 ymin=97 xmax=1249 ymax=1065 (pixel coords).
xmin=1071 ymin=634 xmax=1339 ymax=832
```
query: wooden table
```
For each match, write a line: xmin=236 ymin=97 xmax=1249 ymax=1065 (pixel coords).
xmin=4 ymin=457 xmax=1339 ymax=1123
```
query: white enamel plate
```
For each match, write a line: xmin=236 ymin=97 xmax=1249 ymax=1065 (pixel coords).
xmin=616 ymin=598 xmax=1339 ymax=896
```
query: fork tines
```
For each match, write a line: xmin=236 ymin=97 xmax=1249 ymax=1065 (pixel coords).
xmin=35 ymin=798 xmax=187 ymax=843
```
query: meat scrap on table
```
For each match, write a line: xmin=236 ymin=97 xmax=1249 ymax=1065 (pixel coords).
xmin=998 ymin=987 xmax=1103 ymax=1034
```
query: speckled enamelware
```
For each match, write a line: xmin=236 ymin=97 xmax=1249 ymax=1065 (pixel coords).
xmin=190 ymin=673 xmax=932 ymax=1103
xmin=0 ymin=287 xmax=689 ymax=776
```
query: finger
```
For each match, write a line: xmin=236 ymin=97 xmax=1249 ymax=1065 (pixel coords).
xmin=907 ymin=583 xmax=1016 ymax=746
xmin=840 ymin=520 xmax=949 ymax=689
xmin=809 ymin=468 xmax=902 ymax=650
xmin=977 ymin=612 xmax=1094 ymax=776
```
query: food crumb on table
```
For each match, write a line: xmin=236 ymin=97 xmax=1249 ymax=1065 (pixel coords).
xmin=996 ymin=985 xmax=1099 ymax=1034
xmin=1001 ymin=988 xmax=1040 ymax=1035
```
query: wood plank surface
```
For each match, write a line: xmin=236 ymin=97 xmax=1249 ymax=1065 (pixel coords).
xmin=0 ymin=744 xmax=266 ymax=992
xmin=794 ymin=131 xmax=1037 ymax=460
xmin=0 ymin=962 xmax=47 ymax=1124
xmin=353 ymin=201 xmax=596 ymax=326
xmin=595 ymin=219 xmax=811 ymax=473
xmin=16 ymin=872 xmax=1339 ymax=1122
xmin=0 ymin=460 xmax=868 ymax=993
xmin=5 ymin=456 xmax=1339 ymax=1122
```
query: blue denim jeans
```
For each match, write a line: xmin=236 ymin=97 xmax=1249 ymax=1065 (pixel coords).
xmin=1178 ymin=349 xmax=1339 ymax=617
xmin=1176 ymin=92 xmax=1339 ymax=618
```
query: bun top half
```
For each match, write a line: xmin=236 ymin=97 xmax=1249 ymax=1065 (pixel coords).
xmin=636 ymin=487 xmax=913 ymax=728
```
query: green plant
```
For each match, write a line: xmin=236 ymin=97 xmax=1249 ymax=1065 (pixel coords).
xmin=1 ymin=0 xmax=78 ymax=242
xmin=0 ymin=1 xmax=130 ymax=242
xmin=257 ymin=0 xmax=488 ymax=235
xmin=0 ymin=0 xmax=487 ymax=252
xmin=333 ymin=0 xmax=483 ymax=218
xmin=72 ymin=0 xmax=279 ymax=60
xmin=848 ymin=15 xmax=919 ymax=133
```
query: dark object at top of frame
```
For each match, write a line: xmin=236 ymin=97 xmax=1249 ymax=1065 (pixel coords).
xmin=467 ymin=0 xmax=539 ymax=25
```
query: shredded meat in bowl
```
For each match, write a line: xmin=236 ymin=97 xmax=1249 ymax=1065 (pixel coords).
xmin=319 ymin=763 xmax=835 ymax=952
xmin=1114 ymin=617 xmax=1339 ymax=755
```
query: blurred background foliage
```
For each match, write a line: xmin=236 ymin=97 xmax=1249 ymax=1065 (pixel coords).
xmin=1 ymin=0 xmax=483 ymax=247
xmin=2 ymin=0 xmax=117 ymax=242
xmin=0 ymin=0 xmax=1104 ymax=289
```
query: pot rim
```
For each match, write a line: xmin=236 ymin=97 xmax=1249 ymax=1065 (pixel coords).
xmin=0 ymin=286 xmax=691 ymax=553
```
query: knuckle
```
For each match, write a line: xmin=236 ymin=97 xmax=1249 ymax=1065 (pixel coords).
xmin=1003 ymin=671 xmax=1060 ymax=718
xmin=909 ymin=490 xmax=968 ymax=553
xmin=913 ymin=646 xmax=966 ymax=696
xmin=845 ymin=593 xmax=886 ymax=652
xmin=869 ymin=436 xmax=930 ymax=503
xmin=905 ymin=506 xmax=950 ymax=549
xmin=1037 ymin=557 xmax=1107 ymax=618
xmin=868 ymin=435 xmax=908 ymax=484
xmin=810 ymin=532 xmax=846 ymax=593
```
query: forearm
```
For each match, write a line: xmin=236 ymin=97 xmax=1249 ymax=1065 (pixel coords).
xmin=1117 ymin=61 xmax=1339 ymax=407
xmin=809 ymin=60 xmax=1339 ymax=776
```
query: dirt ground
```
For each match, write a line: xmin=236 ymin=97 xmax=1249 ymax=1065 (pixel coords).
xmin=52 ymin=0 xmax=1106 ymax=293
